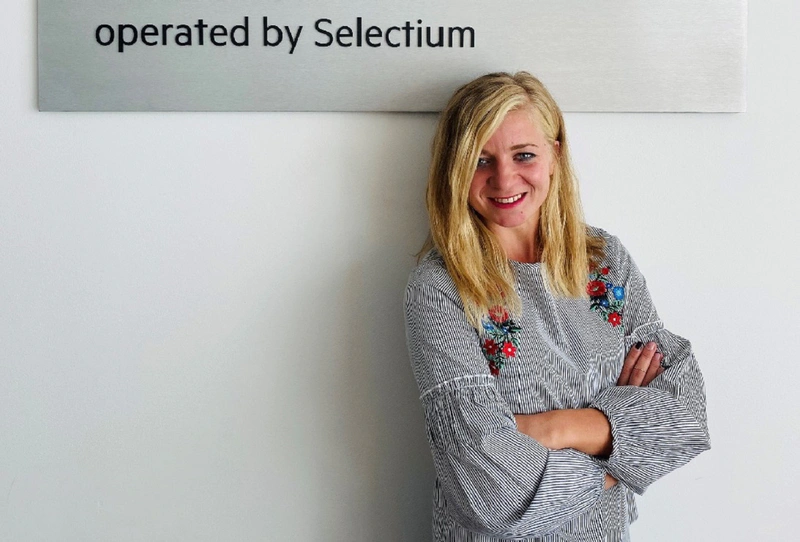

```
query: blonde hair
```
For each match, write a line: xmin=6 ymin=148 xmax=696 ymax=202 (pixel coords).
xmin=422 ymin=71 xmax=605 ymax=329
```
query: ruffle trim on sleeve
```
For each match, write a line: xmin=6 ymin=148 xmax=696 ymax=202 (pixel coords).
xmin=591 ymin=385 xmax=711 ymax=495
xmin=421 ymin=381 xmax=608 ymax=538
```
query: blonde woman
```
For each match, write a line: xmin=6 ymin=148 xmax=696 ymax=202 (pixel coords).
xmin=404 ymin=72 xmax=709 ymax=541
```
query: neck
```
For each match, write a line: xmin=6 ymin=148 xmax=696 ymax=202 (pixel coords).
xmin=506 ymin=243 xmax=541 ymax=263
xmin=490 ymin=224 xmax=541 ymax=263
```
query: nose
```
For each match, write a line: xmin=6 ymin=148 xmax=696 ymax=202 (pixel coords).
xmin=489 ymin=158 xmax=515 ymax=189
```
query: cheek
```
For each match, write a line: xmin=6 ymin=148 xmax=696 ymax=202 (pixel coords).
xmin=538 ymin=177 xmax=552 ymax=203
xmin=540 ymin=171 xmax=551 ymax=190
xmin=468 ymin=174 xmax=483 ymax=207
xmin=539 ymin=177 xmax=551 ymax=198
xmin=525 ymin=167 xmax=550 ymax=190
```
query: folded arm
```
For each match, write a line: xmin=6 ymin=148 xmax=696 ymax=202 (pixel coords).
xmin=512 ymin=234 xmax=709 ymax=495
xmin=406 ymin=268 xmax=606 ymax=538
xmin=514 ymin=341 xmax=665 ymax=488
xmin=514 ymin=340 xmax=665 ymax=456
xmin=588 ymin=235 xmax=710 ymax=494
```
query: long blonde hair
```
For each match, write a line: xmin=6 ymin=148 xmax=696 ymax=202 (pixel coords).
xmin=422 ymin=72 xmax=604 ymax=329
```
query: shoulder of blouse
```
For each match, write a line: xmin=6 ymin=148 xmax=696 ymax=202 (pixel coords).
xmin=586 ymin=224 xmax=627 ymax=264
xmin=406 ymin=248 xmax=465 ymax=305
xmin=587 ymin=224 xmax=613 ymax=244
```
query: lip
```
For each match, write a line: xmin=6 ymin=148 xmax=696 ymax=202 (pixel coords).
xmin=488 ymin=193 xmax=527 ymax=209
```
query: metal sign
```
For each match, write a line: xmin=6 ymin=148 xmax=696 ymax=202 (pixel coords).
xmin=38 ymin=1 xmax=747 ymax=112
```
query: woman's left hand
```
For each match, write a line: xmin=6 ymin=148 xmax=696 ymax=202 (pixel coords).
xmin=617 ymin=341 xmax=665 ymax=386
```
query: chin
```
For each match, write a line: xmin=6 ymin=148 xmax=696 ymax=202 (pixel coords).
xmin=488 ymin=216 xmax=535 ymax=231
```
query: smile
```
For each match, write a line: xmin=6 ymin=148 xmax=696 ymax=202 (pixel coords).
xmin=489 ymin=193 xmax=525 ymax=204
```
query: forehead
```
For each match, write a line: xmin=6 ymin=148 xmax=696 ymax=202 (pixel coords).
xmin=482 ymin=108 xmax=547 ymax=148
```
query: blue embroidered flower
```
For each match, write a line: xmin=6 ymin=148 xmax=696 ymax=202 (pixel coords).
xmin=600 ymin=298 xmax=610 ymax=307
xmin=605 ymin=282 xmax=613 ymax=288
xmin=612 ymin=286 xmax=625 ymax=300
xmin=482 ymin=320 xmax=495 ymax=332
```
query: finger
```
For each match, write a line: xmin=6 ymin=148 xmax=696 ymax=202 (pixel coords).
xmin=628 ymin=342 xmax=657 ymax=386
xmin=642 ymin=352 xmax=662 ymax=386
xmin=617 ymin=341 xmax=643 ymax=385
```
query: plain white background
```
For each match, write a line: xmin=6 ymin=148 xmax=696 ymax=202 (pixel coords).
xmin=1 ymin=2 xmax=797 ymax=540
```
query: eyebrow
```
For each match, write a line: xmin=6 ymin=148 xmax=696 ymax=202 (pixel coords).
xmin=479 ymin=143 xmax=539 ymax=155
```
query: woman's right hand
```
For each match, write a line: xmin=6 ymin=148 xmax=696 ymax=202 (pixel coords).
xmin=617 ymin=341 xmax=664 ymax=387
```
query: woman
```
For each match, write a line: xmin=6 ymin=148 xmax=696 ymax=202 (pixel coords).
xmin=404 ymin=72 xmax=710 ymax=541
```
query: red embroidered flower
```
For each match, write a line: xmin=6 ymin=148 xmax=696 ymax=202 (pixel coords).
xmin=601 ymin=267 xmax=610 ymax=275
xmin=587 ymin=280 xmax=607 ymax=296
xmin=488 ymin=306 xmax=509 ymax=323
xmin=608 ymin=312 xmax=621 ymax=327
xmin=480 ymin=309 xmax=521 ymax=376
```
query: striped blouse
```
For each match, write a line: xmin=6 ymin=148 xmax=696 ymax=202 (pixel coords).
xmin=404 ymin=228 xmax=710 ymax=541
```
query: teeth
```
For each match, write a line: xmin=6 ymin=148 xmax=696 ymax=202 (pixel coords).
xmin=492 ymin=194 xmax=523 ymax=204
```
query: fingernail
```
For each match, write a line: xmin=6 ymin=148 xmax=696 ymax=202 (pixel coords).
xmin=635 ymin=341 xmax=643 ymax=349
xmin=646 ymin=342 xmax=656 ymax=350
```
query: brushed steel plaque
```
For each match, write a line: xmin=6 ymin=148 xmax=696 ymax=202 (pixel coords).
xmin=38 ymin=0 xmax=747 ymax=112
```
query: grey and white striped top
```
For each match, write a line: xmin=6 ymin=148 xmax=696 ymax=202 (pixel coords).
xmin=404 ymin=228 xmax=710 ymax=542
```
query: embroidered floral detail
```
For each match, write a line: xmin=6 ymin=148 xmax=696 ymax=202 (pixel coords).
xmin=488 ymin=306 xmax=509 ymax=323
xmin=587 ymin=280 xmax=607 ymax=297
xmin=588 ymin=266 xmax=625 ymax=328
xmin=480 ymin=306 xmax=521 ymax=376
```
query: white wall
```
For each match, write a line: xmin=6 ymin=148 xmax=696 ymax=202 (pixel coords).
xmin=1 ymin=2 xmax=797 ymax=541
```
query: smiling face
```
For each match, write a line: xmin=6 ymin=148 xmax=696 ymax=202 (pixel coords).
xmin=468 ymin=108 xmax=557 ymax=254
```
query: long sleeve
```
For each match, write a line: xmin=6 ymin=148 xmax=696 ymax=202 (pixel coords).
xmin=405 ymin=260 xmax=606 ymax=539
xmin=589 ymin=234 xmax=711 ymax=495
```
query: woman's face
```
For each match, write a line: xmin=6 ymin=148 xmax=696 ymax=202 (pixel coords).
xmin=468 ymin=108 xmax=556 ymax=241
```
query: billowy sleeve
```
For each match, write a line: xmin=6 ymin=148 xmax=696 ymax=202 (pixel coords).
xmin=405 ymin=261 xmax=606 ymax=538
xmin=590 ymin=234 xmax=710 ymax=495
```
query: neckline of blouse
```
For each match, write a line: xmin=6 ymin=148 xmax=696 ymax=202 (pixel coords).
xmin=510 ymin=260 xmax=542 ymax=272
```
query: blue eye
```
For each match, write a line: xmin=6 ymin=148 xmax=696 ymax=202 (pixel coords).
xmin=516 ymin=152 xmax=536 ymax=162
xmin=476 ymin=157 xmax=490 ymax=168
